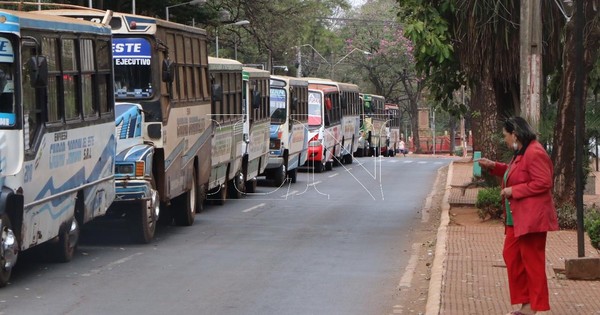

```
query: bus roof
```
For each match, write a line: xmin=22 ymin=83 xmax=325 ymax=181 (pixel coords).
xmin=337 ymin=82 xmax=359 ymax=92
xmin=308 ymin=84 xmax=338 ymax=93
xmin=0 ymin=9 xmax=111 ymax=35
xmin=271 ymin=75 xmax=309 ymax=87
xmin=243 ymin=66 xmax=270 ymax=79
xmin=208 ymin=57 xmax=243 ymax=72
xmin=37 ymin=8 xmax=207 ymax=36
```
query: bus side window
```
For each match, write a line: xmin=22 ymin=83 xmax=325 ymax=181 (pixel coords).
xmin=22 ymin=44 xmax=42 ymax=150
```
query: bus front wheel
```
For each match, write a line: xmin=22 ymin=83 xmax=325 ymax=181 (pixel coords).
xmin=0 ymin=213 xmax=17 ymax=288
xmin=131 ymin=186 xmax=159 ymax=244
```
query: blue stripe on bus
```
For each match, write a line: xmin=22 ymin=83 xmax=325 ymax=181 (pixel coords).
xmin=0 ymin=22 xmax=19 ymax=34
xmin=33 ymin=135 xmax=115 ymax=207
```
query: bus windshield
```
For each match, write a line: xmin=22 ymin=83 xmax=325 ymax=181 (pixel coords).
xmin=0 ymin=37 xmax=16 ymax=128
xmin=113 ymin=37 xmax=153 ymax=99
xmin=270 ymin=87 xmax=287 ymax=124
xmin=308 ymin=91 xmax=322 ymax=127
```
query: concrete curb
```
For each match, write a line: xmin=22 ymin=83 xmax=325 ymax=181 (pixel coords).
xmin=425 ymin=161 xmax=454 ymax=314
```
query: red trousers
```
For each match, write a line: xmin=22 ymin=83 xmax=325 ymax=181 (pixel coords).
xmin=503 ymin=226 xmax=550 ymax=311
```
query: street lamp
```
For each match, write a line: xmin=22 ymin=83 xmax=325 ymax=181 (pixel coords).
xmin=215 ymin=20 xmax=250 ymax=58
xmin=330 ymin=47 xmax=371 ymax=79
xmin=165 ymin=0 xmax=206 ymax=22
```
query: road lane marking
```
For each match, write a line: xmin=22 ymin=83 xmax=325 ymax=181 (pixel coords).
xmin=307 ymin=181 xmax=322 ymax=186
xmin=281 ymin=190 xmax=298 ymax=198
xmin=397 ymin=243 xmax=420 ymax=289
xmin=418 ymin=161 xmax=427 ymax=164
xmin=242 ymin=203 xmax=266 ymax=213
xmin=328 ymin=173 xmax=339 ymax=178
xmin=82 ymin=252 xmax=143 ymax=276
xmin=402 ymin=160 xmax=414 ymax=163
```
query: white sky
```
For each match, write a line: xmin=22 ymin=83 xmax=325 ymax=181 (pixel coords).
xmin=349 ymin=0 xmax=367 ymax=7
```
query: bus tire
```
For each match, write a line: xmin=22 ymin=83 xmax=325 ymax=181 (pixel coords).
xmin=228 ymin=172 xmax=244 ymax=199
xmin=288 ymin=168 xmax=297 ymax=183
xmin=195 ymin=184 xmax=206 ymax=213
xmin=273 ymin=164 xmax=286 ymax=187
xmin=214 ymin=179 xmax=228 ymax=206
xmin=325 ymin=161 xmax=333 ymax=171
xmin=173 ymin=171 xmax=196 ymax=226
xmin=314 ymin=161 xmax=324 ymax=173
xmin=245 ymin=178 xmax=257 ymax=193
xmin=52 ymin=218 xmax=79 ymax=263
xmin=131 ymin=187 xmax=159 ymax=244
xmin=0 ymin=213 xmax=16 ymax=288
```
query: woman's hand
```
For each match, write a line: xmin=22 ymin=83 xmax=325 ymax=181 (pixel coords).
xmin=501 ymin=187 xmax=513 ymax=198
xmin=477 ymin=158 xmax=495 ymax=169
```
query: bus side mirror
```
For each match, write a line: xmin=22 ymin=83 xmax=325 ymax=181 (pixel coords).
xmin=27 ymin=56 xmax=48 ymax=88
xmin=251 ymin=90 xmax=261 ymax=109
xmin=211 ymin=84 xmax=223 ymax=102
xmin=161 ymin=59 xmax=174 ymax=83
xmin=291 ymin=96 xmax=298 ymax=111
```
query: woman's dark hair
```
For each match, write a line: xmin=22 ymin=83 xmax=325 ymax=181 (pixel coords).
xmin=504 ymin=116 xmax=537 ymax=154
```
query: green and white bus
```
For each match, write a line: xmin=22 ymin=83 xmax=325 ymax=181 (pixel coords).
xmin=242 ymin=66 xmax=270 ymax=192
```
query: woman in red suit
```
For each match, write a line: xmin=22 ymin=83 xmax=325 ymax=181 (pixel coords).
xmin=478 ymin=117 xmax=558 ymax=315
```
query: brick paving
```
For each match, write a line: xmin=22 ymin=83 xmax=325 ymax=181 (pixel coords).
xmin=435 ymin=160 xmax=600 ymax=314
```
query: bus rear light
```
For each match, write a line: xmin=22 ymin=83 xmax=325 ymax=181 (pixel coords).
xmin=270 ymin=139 xmax=281 ymax=150
xmin=135 ymin=161 xmax=145 ymax=177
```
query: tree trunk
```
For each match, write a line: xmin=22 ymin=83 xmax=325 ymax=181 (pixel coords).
xmin=470 ymin=61 xmax=499 ymax=161
xmin=552 ymin=0 xmax=600 ymax=206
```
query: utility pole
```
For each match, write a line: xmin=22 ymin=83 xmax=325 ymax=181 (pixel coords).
xmin=519 ymin=0 xmax=542 ymax=129
xmin=461 ymin=86 xmax=467 ymax=158
xmin=296 ymin=46 xmax=302 ymax=78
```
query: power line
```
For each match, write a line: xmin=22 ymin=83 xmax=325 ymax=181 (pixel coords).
xmin=314 ymin=16 xmax=401 ymax=25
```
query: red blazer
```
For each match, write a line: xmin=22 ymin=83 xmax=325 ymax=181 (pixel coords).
xmin=489 ymin=140 xmax=559 ymax=237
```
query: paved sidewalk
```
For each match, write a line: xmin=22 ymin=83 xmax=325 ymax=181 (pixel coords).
xmin=429 ymin=160 xmax=600 ymax=314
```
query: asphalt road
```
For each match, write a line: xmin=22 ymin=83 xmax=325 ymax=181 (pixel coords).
xmin=0 ymin=156 xmax=454 ymax=315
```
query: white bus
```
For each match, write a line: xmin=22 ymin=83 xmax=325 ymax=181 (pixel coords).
xmin=207 ymin=57 xmax=244 ymax=203
xmin=305 ymin=80 xmax=359 ymax=165
xmin=42 ymin=9 xmax=214 ymax=228
xmin=359 ymin=93 xmax=387 ymax=156
xmin=304 ymin=79 xmax=340 ymax=172
xmin=337 ymin=82 xmax=360 ymax=163
xmin=0 ymin=9 xmax=116 ymax=286
xmin=265 ymin=76 xmax=309 ymax=186
xmin=242 ymin=66 xmax=271 ymax=192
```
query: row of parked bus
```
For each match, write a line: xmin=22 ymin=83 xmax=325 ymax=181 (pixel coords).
xmin=0 ymin=4 xmax=401 ymax=287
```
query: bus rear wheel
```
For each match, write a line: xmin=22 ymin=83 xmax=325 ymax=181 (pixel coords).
xmin=288 ymin=168 xmax=298 ymax=183
xmin=228 ymin=172 xmax=245 ymax=199
xmin=245 ymin=178 xmax=257 ymax=193
xmin=174 ymin=171 xmax=196 ymax=226
xmin=273 ymin=164 xmax=286 ymax=187
xmin=51 ymin=218 xmax=79 ymax=263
